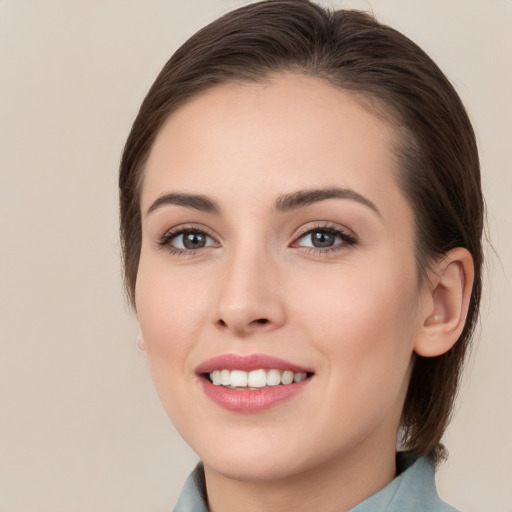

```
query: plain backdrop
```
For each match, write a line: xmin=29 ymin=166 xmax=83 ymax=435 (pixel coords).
xmin=1 ymin=1 xmax=511 ymax=511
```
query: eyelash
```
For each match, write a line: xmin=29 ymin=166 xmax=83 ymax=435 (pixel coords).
xmin=292 ymin=223 xmax=358 ymax=254
xmin=157 ymin=223 xmax=357 ymax=256
xmin=157 ymin=225 xmax=219 ymax=256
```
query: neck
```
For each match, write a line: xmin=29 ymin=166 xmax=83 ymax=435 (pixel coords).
xmin=203 ymin=442 xmax=397 ymax=512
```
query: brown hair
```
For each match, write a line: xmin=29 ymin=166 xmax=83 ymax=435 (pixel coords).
xmin=119 ymin=0 xmax=483 ymax=465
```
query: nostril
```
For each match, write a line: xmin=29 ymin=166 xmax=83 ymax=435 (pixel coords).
xmin=215 ymin=317 xmax=272 ymax=331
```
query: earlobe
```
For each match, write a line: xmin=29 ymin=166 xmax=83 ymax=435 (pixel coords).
xmin=137 ymin=332 xmax=146 ymax=351
xmin=414 ymin=248 xmax=474 ymax=357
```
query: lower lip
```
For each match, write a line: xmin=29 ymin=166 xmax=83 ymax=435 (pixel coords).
xmin=200 ymin=378 xmax=312 ymax=412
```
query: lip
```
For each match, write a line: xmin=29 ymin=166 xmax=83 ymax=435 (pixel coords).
xmin=196 ymin=353 xmax=314 ymax=413
xmin=196 ymin=353 xmax=313 ymax=374
xmin=200 ymin=378 xmax=311 ymax=412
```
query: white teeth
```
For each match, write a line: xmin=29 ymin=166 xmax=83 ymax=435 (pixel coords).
xmin=211 ymin=370 xmax=222 ymax=385
xmin=266 ymin=369 xmax=281 ymax=386
xmin=230 ymin=370 xmax=248 ymax=387
xmin=221 ymin=369 xmax=230 ymax=386
xmin=208 ymin=369 xmax=309 ymax=388
xmin=248 ymin=369 xmax=267 ymax=388
xmin=281 ymin=370 xmax=294 ymax=385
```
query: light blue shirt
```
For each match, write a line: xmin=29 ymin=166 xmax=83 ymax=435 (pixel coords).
xmin=174 ymin=452 xmax=460 ymax=511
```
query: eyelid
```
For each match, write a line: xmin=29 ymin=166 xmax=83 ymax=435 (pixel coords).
xmin=294 ymin=221 xmax=356 ymax=239
xmin=157 ymin=224 xmax=221 ymax=252
xmin=155 ymin=221 xmax=357 ymax=255
xmin=291 ymin=222 xmax=358 ymax=251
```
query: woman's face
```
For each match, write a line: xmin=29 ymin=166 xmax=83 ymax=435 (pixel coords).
xmin=136 ymin=75 xmax=431 ymax=482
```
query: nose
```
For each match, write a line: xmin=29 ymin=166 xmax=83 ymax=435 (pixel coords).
xmin=213 ymin=246 xmax=286 ymax=337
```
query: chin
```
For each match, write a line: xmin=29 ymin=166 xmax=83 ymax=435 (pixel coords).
xmin=205 ymin=433 xmax=342 ymax=485
xmin=203 ymin=452 xmax=306 ymax=483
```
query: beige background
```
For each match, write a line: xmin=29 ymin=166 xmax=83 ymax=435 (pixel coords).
xmin=0 ymin=1 xmax=510 ymax=511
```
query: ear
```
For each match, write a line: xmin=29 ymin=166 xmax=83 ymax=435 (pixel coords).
xmin=414 ymin=248 xmax=474 ymax=357
xmin=137 ymin=332 xmax=146 ymax=351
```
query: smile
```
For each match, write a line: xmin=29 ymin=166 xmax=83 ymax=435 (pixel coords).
xmin=197 ymin=354 xmax=314 ymax=412
xmin=208 ymin=369 xmax=309 ymax=388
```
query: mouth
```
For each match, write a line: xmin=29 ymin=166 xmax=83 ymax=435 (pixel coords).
xmin=205 ymin=368 xmax=312 ymax=389
xmin=196 ymin=354 xmax=314 ymax=412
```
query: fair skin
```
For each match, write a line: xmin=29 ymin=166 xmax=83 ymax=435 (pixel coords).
xmin=136 ymin=75 xmax=473 ymax=512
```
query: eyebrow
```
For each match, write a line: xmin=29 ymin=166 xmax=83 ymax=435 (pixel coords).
xmin=146 ymin=193 xmax=220 ymax=216
xmin=146 ymin=187 xmax=380 ymax=217
xmin=273 ymin=187 xmax=381 ymax=216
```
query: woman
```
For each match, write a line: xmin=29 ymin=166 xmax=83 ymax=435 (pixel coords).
xmin=119 ymin=1 xmax=483 ymax=510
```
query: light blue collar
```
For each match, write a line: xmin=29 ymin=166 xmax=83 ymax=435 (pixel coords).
xmin=351 ymin=453 xmax=459 ymax=512
xmin=174 ymin=453 xmax=460 ymax=512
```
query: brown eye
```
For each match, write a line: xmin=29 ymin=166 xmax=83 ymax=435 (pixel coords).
xmin=180 ymin=231 xmax=207 ymax=249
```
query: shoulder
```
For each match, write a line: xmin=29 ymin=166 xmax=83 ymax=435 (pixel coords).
xmin=351 ymin=453 xmax=462 ymax=512
xmin=173 ymin=463 xmax=209 ymax=512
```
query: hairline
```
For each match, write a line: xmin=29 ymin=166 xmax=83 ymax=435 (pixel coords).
xmin=132 ymin=70 xmax=430 ymax=284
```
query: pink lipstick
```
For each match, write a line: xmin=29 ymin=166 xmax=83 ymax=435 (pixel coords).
xmin=196 ymin=353 xmax=314 ymax=412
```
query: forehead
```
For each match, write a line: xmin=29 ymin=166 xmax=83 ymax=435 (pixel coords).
xmin=141 ymin=75 xmax=408 ymax=223
xmin=149 ymin=74 xmax=397 ymax=158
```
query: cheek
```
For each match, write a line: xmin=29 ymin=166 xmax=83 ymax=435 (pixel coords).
xmin=297 ymin=261 xmax=420 ymax=385
xmin=135 ymin=254 xmax=209 ymax=371
xmin=134 ymin=257 xmax=214 ymax=428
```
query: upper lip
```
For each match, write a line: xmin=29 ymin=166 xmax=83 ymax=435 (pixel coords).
xmin=196 ymin=353 xmax=313 ymax=374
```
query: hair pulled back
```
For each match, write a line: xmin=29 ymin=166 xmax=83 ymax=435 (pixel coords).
xmin=119 ymin=0 xmax=484 ymax=465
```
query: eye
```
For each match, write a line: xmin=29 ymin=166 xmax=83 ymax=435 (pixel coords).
xmin=302 ymin=230 xmax=338 ymax=248
xmin=158 ymin=227 xmax=218 ymax=253
xmin=293 ymin=225 xmax=357 ymax=252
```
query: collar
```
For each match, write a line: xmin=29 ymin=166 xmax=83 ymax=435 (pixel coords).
xmin=173 ymin=453 xmax=460 ymax=512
